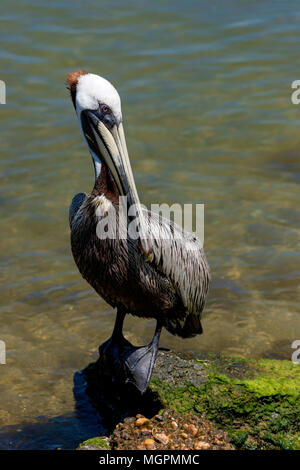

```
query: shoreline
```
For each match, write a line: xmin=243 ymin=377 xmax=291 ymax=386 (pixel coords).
xmin=77 ymin=350 xmax=300 ymax=450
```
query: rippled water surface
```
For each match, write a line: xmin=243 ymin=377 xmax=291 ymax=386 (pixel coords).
xmin=0 ymin=0 xmax=299 ymax=449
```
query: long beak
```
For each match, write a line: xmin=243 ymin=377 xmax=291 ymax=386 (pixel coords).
xmin=81 ymin=111 xmax=152 ymax=259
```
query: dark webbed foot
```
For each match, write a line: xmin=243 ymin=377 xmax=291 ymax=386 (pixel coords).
xmin=99 ymin=308 xmax=162 ymax=394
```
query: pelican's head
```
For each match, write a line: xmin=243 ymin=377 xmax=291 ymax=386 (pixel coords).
xmin=66 ymin=70 xmax=151 ymax=258
xmin=67 ymin=71 xmax=124 ymax=179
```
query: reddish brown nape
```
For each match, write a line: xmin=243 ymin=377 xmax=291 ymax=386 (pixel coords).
xmin=66 ymin=69 xmax=88 ymax=109
xmin=91 ymin=164 xmax=119 ymax=203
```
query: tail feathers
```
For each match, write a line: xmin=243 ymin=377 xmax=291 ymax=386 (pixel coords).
xmin=164 ymin=314 xmax=203 ymax=339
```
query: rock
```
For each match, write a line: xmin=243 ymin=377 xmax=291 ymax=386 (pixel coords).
xmin=136 ymin=417 xmax=149 ymax=427
xmin=150 ymin=351 xmax=300 ymax=450
xmin=194 ymin=441 xmax=211 ymax=450
xmin=79 ymin=444 xmax=105 ymax=450
xmin=140 ymin=427 xmax=151 ymax=435
xmin=143 ymin=438 xmax=156 ymax=450
xmin=213 ymin=438 xmax=223 ymax=446
xmin=121 ymin=430 xmax=130 ymax=439
xmin=77 ymin=437 xmax=111 ymax=450
xmin=154 ymin=432 xmax=169 ymax=445
xmin=153 ymin=351 xmax=208 ymax=388
xmin=186 ymin=424 xmax=198 ymax=436
xmin=78 ymin=350 xmax=300 ymax=451
xmin=124 ymin=417 xmax=135 ymax=425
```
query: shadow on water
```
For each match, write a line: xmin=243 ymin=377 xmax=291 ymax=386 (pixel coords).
xmin=0 ymin=359 xmax=162 ymax=449
xmin=82 ymin=357 xmax=162 ymax=434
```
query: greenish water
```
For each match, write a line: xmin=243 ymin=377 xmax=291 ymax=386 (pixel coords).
xmin=0 ymin=0 xmax=299 ymax=449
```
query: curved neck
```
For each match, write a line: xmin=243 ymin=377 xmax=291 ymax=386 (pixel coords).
xmin=91 ymin=163 xmax=119 ymax=204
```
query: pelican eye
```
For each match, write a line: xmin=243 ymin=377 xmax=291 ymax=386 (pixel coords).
xmin=98 ymin=103 xmax=115 ymax=129
xmin=100 ymin=104 xmax=111 ymax=114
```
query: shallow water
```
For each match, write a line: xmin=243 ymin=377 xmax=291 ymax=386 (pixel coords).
xmin=0 ymin=0 xmax=299 ymax=449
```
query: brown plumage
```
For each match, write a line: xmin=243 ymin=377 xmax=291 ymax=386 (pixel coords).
xmin=70 ymin=162 xmax=210 ymax=338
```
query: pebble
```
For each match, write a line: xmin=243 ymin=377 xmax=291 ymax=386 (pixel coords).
xmin=124 ymin=417 xmax=135 ymax=424
xmin=194 ymin=441 xmax=211 ymax=450
xmin=213 ymin=438 xmax=223 ymax=445
xmin=186 ymin=424 xmax=198 ymax=436
xmin=136 ymin=417 xmax=149 ymax=427
xmin=154 ymin=433 xmax=169 ymax=445
xmin=155 ymin=414 xmax=163 ymax=421
xmin=140 ymin=428 xmax=151 ymax=435
xmin=110 ymin=408 xmax=234 ymax=450
xmin=143 ymin=438 xmax=156 ymax=450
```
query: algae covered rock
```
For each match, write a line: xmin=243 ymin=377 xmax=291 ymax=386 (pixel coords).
xmin=77 ymin=436 xmax=111 ymax=450
xmin=150 ymin=351 xmax=300 ymax=450
xmin=77 ymin=350 xmax=300 ymax=450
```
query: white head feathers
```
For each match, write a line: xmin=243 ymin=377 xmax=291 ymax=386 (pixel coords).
xmin=75 ymin=73 xmax=122 ymax=123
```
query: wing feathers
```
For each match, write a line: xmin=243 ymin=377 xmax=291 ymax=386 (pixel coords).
xmin=145 ymin=210 xmax=210 ymax=318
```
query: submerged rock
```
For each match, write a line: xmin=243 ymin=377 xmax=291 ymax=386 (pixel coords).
xmin=77 ymin=350 xmax=300 ymax=450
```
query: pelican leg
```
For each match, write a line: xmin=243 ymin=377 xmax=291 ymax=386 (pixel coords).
xmin=99 ymin=310 xmax=162 ymax=395
xmin=123 ymin=320 xmax=162 ymax=394
xmin=111 ymin=307 xmax=126 ymax=338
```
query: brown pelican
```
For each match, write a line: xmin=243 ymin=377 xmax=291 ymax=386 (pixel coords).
xmin=67 ymin=70 xmax=210 ymax=394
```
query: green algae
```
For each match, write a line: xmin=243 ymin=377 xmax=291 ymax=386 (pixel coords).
xmin=149 ymin=354 xmax=300 ymax=450
xmin=76 ymin=353 xmax=299 ymax=450
xmin=77 ymin=437 xmax=111 ymax=450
